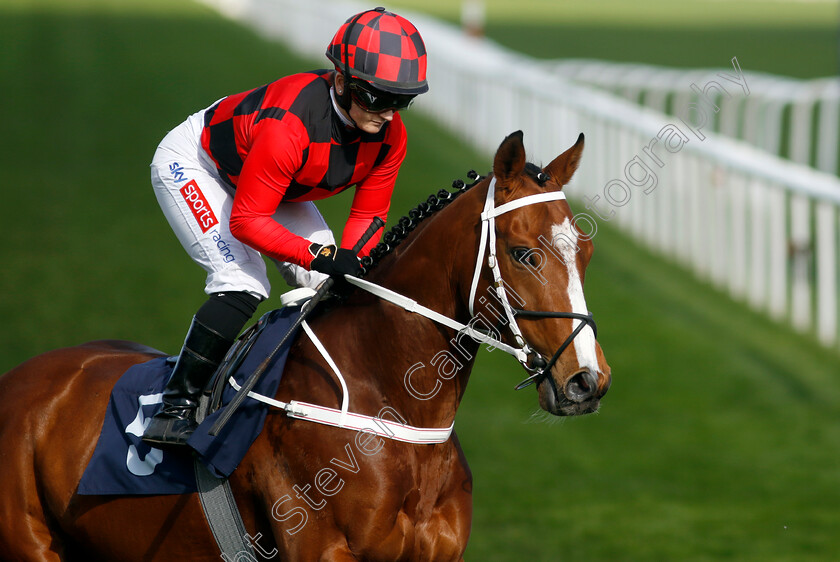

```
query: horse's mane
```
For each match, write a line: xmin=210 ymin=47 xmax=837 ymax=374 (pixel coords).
xmin=361 ymin=163 xmax=549 ymax=274
xmin=360 ymin=170 xmax=482 ymax=274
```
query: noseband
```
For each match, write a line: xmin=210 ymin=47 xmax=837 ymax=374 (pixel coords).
xmin=347 ymin=176 xmax=597 ymax=390
xmin=510 ymin=309 xmax=596 ymax=389
xmin=468 ymin=177 xmax=597 ymax=390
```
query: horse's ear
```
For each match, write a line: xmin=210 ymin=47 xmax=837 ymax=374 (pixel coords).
xmin=493 ymin=130 xmax=527 ymax=190
xmin=545 ymin=133 xmax=584 ymax=187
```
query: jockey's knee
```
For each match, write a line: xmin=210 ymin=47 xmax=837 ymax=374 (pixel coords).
xmin=196 ymin=291 xmax=262 ymax=340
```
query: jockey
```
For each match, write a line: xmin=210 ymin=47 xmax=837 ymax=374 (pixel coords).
xmin=143 ymin=7 xmax=428 ymax=447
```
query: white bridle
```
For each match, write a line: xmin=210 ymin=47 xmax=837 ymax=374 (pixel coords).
xmin=467 ymin=177 xmax=568 ymax=369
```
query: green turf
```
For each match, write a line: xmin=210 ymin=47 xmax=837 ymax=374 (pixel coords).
xmin=1 ymin=2 xmax=839 ymax=560
xmin=459 ymin=219 xmax=840 ymax=560
xmin=387 ymin=0 xmax=838 ymax=78
xmin=390 ymin=0 xmax=836 ymax=26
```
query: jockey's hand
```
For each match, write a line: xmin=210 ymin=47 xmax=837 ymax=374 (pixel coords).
xmin=309 ymin=244 xmax=363 ymax=279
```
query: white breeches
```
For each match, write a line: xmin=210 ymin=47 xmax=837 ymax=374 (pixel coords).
xmin=150 ymin=108 xmax=333 ymax=299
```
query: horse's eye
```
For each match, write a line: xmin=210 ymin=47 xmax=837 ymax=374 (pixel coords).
xmin=511 ymin=247 xmax=537 ymax=267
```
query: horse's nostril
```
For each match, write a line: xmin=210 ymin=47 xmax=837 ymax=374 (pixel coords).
xmin=564 ymin=370 xmax=597 ymax=402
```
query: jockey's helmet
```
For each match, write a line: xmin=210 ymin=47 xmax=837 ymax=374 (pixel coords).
xmin=326 ymin=7 xmax=428 ymax=112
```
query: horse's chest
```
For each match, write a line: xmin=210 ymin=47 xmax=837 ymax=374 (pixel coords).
xmin=265 ymin=424 xmax=471 ymax=559
xmin=339 ymin=448 xmax=471 ymax=560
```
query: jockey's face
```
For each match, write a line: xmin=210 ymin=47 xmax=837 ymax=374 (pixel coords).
xmin=349 ymin=105 xmax=395 ymax=134
xmin=334 ymin=72 xmax=397 ymax=134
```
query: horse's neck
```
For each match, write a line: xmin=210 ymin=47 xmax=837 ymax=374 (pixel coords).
xmin=331 ymin=185 xmax=486 ymax=429
xmin=372 ymin=182 xmax=487 ymax=317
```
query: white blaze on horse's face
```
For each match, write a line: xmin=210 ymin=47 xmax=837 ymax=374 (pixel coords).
xmin=551 ymin=219 xmax=600 ymax=374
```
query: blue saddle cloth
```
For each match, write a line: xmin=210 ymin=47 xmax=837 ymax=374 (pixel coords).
xmin=77 ymin=307 xmax=301 ymax=495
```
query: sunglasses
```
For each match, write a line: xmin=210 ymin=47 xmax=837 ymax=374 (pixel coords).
xmin=347 ymin=80 xmax=416 ymax=113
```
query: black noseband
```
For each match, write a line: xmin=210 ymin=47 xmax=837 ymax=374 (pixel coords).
xmin=511 ymin=310 xmax=597 ymax=390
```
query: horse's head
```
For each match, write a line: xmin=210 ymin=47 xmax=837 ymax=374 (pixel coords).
xmin=472 ymin=131 xmax=611 ymax=416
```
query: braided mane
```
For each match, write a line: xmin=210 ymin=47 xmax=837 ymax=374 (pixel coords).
xmin=360 ymin=170 xmax=484 ymax=274
xmin=360 ymin=163 xmax=550 ymax=274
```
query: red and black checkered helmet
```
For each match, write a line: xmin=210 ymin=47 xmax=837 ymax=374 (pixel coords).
xmin=326 ymin=7 xmax=428 ymax=95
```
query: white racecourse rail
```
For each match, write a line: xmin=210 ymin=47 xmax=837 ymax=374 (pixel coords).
xmin=546 ymin=59 xmax=840 ymax=177
xmin=199 ymin=0 xmax=840 ymax=350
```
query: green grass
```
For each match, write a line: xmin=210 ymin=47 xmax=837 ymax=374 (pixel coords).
xmin=2 ymin=1 xmax=839 ymax=560
xmin=459 ymin=220 xmax=840 ymax=560
xmin=389 ymin=0 xmax=836 ymax=26
xmin=388 ymin=0 xmax=838 ymax=78
xmin=391 ymin=0 xmax=840 ymax=171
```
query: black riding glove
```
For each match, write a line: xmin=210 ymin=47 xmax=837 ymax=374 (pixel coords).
xmin=309 ymin=244 xmax=363 ymax=279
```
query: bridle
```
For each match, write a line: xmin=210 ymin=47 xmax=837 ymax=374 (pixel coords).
xmin=468 ymin=177 xmax=597 ymax=390
xmin=347 ymin=175 xmax=597 ymax=390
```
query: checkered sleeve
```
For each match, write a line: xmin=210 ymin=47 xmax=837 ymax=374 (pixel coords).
xmin=229 ymin=120 xmax=316 ymax=267
xmin=340 ymin=115 xmax=408 ymax=256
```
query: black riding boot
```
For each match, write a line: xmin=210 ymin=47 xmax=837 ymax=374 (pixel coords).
xmin=142 ymin=317 xmax=233 ymax=447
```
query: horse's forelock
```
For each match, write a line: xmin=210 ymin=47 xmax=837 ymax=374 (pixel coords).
xmin=523 ymin=162 xmax=550 ymax=187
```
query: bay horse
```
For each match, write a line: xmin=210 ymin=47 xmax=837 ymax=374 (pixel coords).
xmin=0 ymin=131 xmax=610 ymax=561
